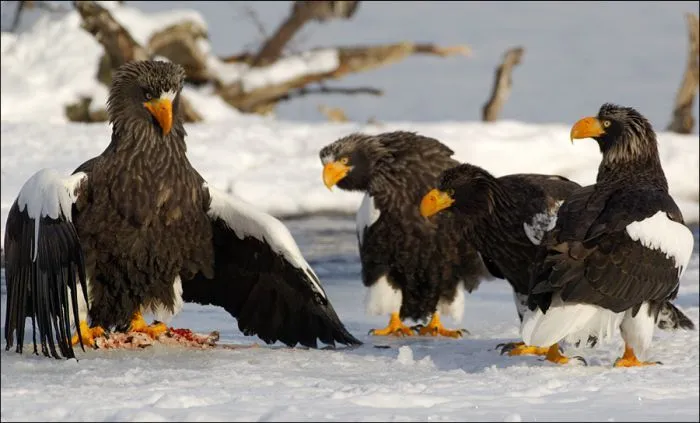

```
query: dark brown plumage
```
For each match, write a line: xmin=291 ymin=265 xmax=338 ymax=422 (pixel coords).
xmin=320 ymin=131 xmax=488 ymax=337
xmin=524 ymin=103 xmax=695 ymax=366
xmin=3 ymin=60 xmax=360 ymax=359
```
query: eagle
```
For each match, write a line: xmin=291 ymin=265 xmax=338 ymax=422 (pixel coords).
xmin=524 ymin=103 xmax=695 ymax=366
xmin=319 ymin=131 xmax=488 ymax=338
xmin=419 ymin=163 xmax=581 ymax=357
xmin=3 ymin=60 xmax=361 ymax=359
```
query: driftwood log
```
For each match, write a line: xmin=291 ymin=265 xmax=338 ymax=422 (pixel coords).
xmin=667 ymin=13 xmax=699 ymax=135
xmin=481 ymin=46 xmax=524 ymax=122
xmin=66 ymin=1 xmax=471 ymax=121
xmin=71 ymin=1 xmax=202 ymax=123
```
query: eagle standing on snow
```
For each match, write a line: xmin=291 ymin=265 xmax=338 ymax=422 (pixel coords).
xmin=524 ymin=103 xmax=695 ymax=366
xmin=319 ymin=132 xmax=488 ymax=338
xmin=3 ymin=60 xmax=361 ymax=359
xmin=419 ymin=163 xmax=581 ymax=357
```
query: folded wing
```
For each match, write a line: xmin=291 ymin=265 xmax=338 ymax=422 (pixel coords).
xmin=181 ymin=184 xmax=362 ymax=349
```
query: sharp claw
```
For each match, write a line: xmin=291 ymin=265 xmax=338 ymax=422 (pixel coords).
xmin=573 ymin=355 xmax=588 ymax=366
xmin=655 ymin=360 xmax=663 ymax=365
xmin=368 ymin=329 xmax=375 ymax=335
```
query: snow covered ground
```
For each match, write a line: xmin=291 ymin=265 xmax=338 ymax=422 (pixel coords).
xmin=1 ymin=217 xmax=699 ymax=422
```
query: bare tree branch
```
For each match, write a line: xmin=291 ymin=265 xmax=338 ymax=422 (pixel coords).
xmin=482 ymin=46 xmax=524 ymax=122
xmin=241 ymin=3 xmax=268 ymax=40
xmin=277 ymin=85 xmax=383 ymax=102
xmin=667 ymin=13 xmax=699 ymax=134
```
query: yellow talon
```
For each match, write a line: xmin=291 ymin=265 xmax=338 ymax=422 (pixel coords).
xmin=417 ymin=313 xmax=465 ymax=338
xmin=500 ymin=341 xmax=550 ymax=356
xmin=614 ymin=344 xmax=659 ymax=368
xmin=543 ymin=343 xmax=586 ymax=365
xmin=71 ymin=320 xmax=105 ymax=347
xmin=369 ymin=312 xmax=415 ymax=337
xmin=129 ymin=311 xmax=168 ymax=339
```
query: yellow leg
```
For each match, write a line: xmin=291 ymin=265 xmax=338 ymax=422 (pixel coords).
xmin=417 ymin=313 xmax=465 ymax=338
xmin=129 ymin=311 xmax=168 ymax=339
xmin=369 ymin=312 xmax=414 ymax=337
xmin=498 ymin=341 xmax=550 ymax=356
xmin=71 ymin=320 xmax=105 ymax=346
xmin=614 ymin=344 xmax=659 ymax=368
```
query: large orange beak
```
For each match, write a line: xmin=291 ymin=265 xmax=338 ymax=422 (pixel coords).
xmin=420 ymin=188 xmax=455 ymax=218
xmin=570 ymin=116 xmax=605 ymax=143
xmin=144 ymin=98 xmax=173 ymax=136
xmin=323 ymin=161 xmax=350 ymax=190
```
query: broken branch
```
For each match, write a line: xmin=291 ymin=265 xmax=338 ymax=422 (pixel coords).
xmin=667 ymin=13 xmax=699 ymax=134
xmin=482 ymin=46 xmax=524 ymax=122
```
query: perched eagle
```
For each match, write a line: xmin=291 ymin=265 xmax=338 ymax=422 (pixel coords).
xmin=525 ymin=103 xmax=695 ymax=366
xmin=3 ymin=60 xmax=361 ymax=359
xmin=419 ymin=163 xmax=581 ymax=357
xmin=319 ymin=131 xmax=488 ymax=338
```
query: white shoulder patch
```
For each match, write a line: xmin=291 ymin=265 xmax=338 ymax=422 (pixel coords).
xmin=205 ymin=183 xmax=327 ymax=299
xmin=17 ymin=169 xmax=87 ymax=261
xmin=356 ymin=193 xmax=381 ymax=247
xmin=625 ymin=211 xmax=695 ymax=275
xmin=523 ymin=200 xmax=563 ymax=246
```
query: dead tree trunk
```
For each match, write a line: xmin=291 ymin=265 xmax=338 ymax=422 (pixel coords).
xmin=481 ymin=46 xmax=524 ymax=122
xmin=71 ymin=1 xmax=202 ymax=123
xmin=667 ymin=13 xmax=699 ymax=134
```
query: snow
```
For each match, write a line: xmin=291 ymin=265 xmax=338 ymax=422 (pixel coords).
xmin=241 ymin=49 xmax=340 ymax=93
xmin=1 ymin=217 xmax=698 ymax=422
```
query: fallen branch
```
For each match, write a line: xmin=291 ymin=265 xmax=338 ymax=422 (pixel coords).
xmin=219 ymin=41 xmax=471 ymax=114
xmin=482 ymin=46 xmax=524 ymax=122
xmin=667 ymin=13 xmax=699 ymax=134
xmin=279 ymin=85 xmax=383 ymax=101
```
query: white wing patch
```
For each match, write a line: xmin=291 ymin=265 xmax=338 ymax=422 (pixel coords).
xmin=205 ymin=183 xmax=327 ymax=299
xmin=16 ymin=169 xmax=87 ymax=261
xmin=365 ymin=274 xmax=402 ymax=316
xmin=356 ymin=193 xmax=381 ymax=246
xmin=523 ymin=200 xmax=564 ymax=246
xmin=625 ymin=211 xmax=695 ymax=276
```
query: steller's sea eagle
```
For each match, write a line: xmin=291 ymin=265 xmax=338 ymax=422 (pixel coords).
xmin=319 ymin=131 xmax=488 ymax=338
xmin=3 ymin=60 xmax=361 ymax=359
xmin=419 ymin=163 xmax=582 ymax=358
xmin=525 ymin=103 xmax=695 ymax=366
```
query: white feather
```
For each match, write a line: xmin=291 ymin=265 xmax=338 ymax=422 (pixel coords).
xmin=205 ymin=183 xmax=327 ymax=299
xmin=436 ymin=282 xmax=465 ymax=322
xmin=160 ymin=90 xmax=177 ymax=102
xmin=16 ymin=169 xmax=87 ymax=261
xmin=145 ymin=276 xmax=184 ymax=324
xmin=67 ymin=277 xmax=92 ymax=329
xmin=356 ymin=193 xmax=381 ymax=246
xmin=625 ymin=211 xmax=695 ymax=276
xmin=523 ymin=200 xmax=563 ymax=246
xmin=620 ymin=302 xmax=656 ymax=359
xmin=521 ymin=295 xmax=621 ymax=347
xmin=365 ymin=275 xmax=402 ymax=316
xmin=320 ymin=154 xmax=335 ymax=165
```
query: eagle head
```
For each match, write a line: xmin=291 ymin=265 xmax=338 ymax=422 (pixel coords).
xmin=319 ymin=133 xmax=388 ymax=192
xmin=569 ymin=103 xmax=658 ymax=165
xmin=107 ymin=60 xmax=186 ymax=137
xmin=420 ymin=163 xmax=495 ymax=219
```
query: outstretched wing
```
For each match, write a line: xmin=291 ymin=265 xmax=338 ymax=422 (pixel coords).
xmin=181 ymin=184 xmax=362 ymax=349
xmin=4 ymin=169 xmax=89 ymax=359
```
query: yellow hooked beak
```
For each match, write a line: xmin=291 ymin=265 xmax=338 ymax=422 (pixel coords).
xmin=144 ymin=97 xmax=173 ymax=136
xmin=420 ymin=188 xmax=455 ymax=218
xmin=570 ymin=116 xmax=605 ymax=143
xmin=323 ymin=161 xmax=351 ymax=190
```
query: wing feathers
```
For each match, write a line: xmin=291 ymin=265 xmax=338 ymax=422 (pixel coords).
xmin=4 ymin=169 xmax=88 ymax=359
xmin=182 ymin=186 xmax=361 ymax=348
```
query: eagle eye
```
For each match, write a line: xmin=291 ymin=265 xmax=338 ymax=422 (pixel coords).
xmin=340 ymin=157 xmax=349 ymax=165
xmin=144 ymin=92 xmax=153 ymax=101
xmin=602 ymin=120 xmax=611 ymax=128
